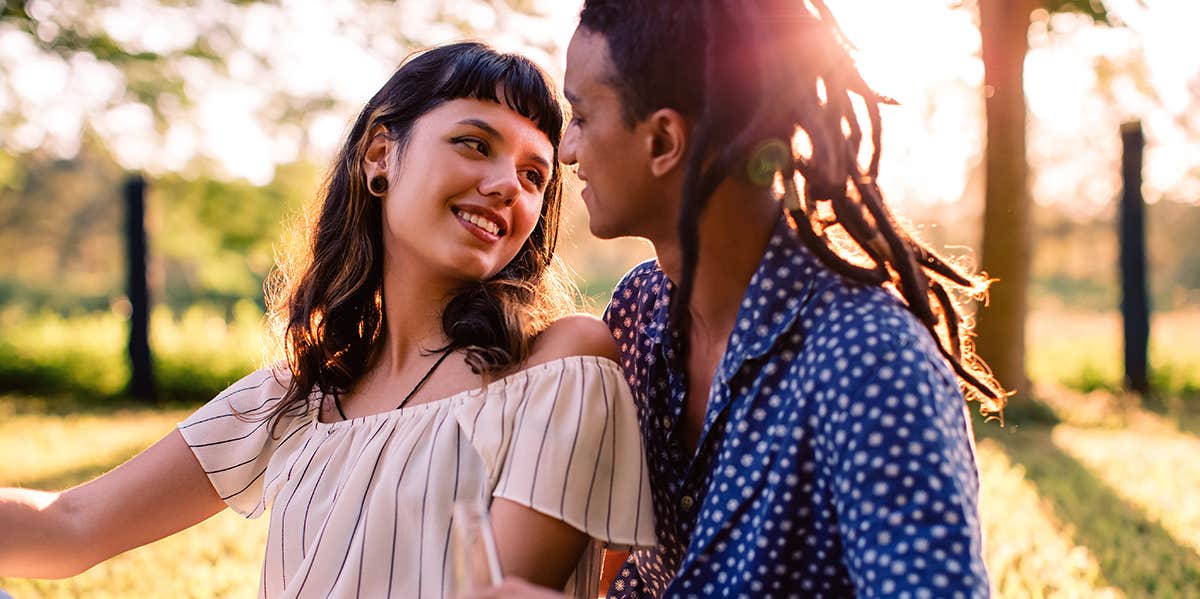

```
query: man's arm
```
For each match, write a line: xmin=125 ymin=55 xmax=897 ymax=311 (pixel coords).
xmin=818 ymin=332 xmax=990 ymax=597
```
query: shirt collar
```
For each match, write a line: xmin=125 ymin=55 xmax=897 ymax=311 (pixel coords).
xmin=644 ymin=215 xmax=814 ymax=380
xmin=645 ymin=270 xmax=674 ymax=347
xmin=716 ymin=215 xmax=813 ymax=381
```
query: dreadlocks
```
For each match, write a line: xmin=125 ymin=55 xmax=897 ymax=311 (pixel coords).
xmin=579 ymin=0 xmax=1007 ymax=415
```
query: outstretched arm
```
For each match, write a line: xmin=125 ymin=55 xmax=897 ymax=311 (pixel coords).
xmin=0 ymin=429 xmax=226 ymax=578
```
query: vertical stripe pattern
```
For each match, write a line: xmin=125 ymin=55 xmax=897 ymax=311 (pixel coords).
xmin=178 ymin=357 xmax=656 ymax=599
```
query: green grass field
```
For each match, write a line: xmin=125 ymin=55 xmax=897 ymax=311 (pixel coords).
xmin=2 ymin=310 xmax=1199 ymax=597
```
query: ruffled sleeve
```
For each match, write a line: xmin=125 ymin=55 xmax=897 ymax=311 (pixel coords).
xmin=453 ymin=356 xmax=656 ymax=550
xmin=177 ymin=367 xmax=315 ymax=518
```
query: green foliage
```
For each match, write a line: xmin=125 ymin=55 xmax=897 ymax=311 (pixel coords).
xmin=0 ymin=144 xmax=321 ymax=314
xmin=0 ymin=303 xmax=265 ymax=402
xmin=1042 ymin=0 xmax=1111 ymax=24
xmin=5 ymin=388 xmax=1200 ymax=596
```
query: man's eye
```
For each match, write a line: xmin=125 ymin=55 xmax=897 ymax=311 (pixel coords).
xmin=569 ymin=114 xmax=585 ymax=127
xmin=524 ymin=170 xmax=546 ymax=189
xmin=453 ymin=137 xmax=488 ymax=155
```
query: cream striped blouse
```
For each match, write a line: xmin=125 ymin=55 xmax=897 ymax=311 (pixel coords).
xmin=178 ymin=356 xmax=656 ymax=598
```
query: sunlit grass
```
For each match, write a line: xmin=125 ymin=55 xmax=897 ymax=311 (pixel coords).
xmin=976 ymin=439 xmax=1120 ymax=598
xmin=1 ymin=308 xmax=1199 ymax=596
xmin=1052 ymin=419 xmax=1200 ymax=558
xmin=4 ymin=392 xmax=1200 ymax=597
xmin=1027 ymin=309 xmax=1200 ymax=396
xmin=0 ymin=396 xmax=268 ymax=599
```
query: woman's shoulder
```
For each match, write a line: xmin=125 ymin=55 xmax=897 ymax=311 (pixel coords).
xmin=523 ymin=313 xmax=620 ymax=368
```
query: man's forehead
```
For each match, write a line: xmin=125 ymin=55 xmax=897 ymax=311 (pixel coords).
xmin=564 ymin=28 xmax=618 ymax=104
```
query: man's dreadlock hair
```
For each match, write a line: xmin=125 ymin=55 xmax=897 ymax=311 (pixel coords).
xmin=579 ymin=0 xmax=1007 ymax=415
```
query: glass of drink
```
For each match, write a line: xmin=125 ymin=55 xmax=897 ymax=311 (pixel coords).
xmin=449 ymin=497 xmax=504 ymax=593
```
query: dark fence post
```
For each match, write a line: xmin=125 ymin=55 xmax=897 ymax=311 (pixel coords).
xmin=124 ymin=174 xmax=155 ymax=402
xmin=1119 ymin=122 xmax=1150 ymax=394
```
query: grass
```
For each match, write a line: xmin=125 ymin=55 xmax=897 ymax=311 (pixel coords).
xmin=1 ymin=309 xmax=1199 ymax=596
xmin=1 ymin=391 xmax=1199 ymax=597
xmin=1026 ymin=309 xmax=1200 ymax=398
xmin=0 ymin=396 xmax=269 ymax=598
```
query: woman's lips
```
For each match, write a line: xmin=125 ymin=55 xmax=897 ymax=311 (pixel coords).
xmin=452 ymin=207 xmax=503 ymax=243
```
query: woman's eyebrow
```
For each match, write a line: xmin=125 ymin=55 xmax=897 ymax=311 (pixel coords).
xmin=458 ymin=118 xmax=551 ymax=170
xmin=457 ymin=118 xmax=503 ymax=140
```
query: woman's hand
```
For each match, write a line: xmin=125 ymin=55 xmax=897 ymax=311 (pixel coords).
xmin=453 ymin=577 xmax=570 ymax=599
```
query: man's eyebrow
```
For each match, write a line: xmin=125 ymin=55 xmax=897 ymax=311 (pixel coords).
xmin=457 ymin=118 xmax=503 ymax=140
xmin=564 ymin=89 xmax=582 ymax=107
xmin=528 ymin=153 xmax=551 ymax=171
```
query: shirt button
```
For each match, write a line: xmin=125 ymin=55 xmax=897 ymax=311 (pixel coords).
xmin=680 ymin=495 xmax=694 ymax=510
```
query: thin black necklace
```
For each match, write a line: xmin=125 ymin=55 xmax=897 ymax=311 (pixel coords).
xmin=332 ymin=348 xmax=455 ymax=421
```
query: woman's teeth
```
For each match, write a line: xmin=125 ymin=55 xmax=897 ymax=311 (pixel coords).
xmin=459 ymin=210 xmax=500 ymax=236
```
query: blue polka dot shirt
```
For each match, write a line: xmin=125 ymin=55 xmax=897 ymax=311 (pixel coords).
xmin=603 ymin=217 xmax=990 ymax=598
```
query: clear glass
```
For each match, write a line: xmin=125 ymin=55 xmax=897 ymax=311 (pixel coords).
xmin=449 ymin=498 xmax=503 ymax=593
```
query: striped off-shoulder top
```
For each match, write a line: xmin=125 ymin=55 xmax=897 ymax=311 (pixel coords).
xmin=177 ymin=355 xmax=656 ymax=599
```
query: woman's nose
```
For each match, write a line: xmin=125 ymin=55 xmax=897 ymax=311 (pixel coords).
xmin=478 ymin=162 xmax=520 ymax=205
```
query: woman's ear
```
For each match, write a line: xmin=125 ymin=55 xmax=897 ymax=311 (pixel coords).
xmin=362 ymin=124 xmax=392 ymax=183
xmin=644 ymin=108 xmax=689 ymax=178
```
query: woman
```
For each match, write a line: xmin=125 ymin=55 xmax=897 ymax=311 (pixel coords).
xmin=0 ymin=42 xmax=655 ymax=598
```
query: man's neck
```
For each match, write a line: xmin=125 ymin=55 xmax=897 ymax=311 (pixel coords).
xmin=653 ymin=180 xmax=779 ymax=351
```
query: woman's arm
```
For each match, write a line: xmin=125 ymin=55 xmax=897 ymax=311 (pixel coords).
xmin=0 ymin=429 xmax=226 ymax=578
xmin=487 ymin=314 xmax=622 ymax=589
xmin=490 ymin=497 xmax=590 ymax=589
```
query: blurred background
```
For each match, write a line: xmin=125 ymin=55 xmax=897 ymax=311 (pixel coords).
xmin=1 ymin=0 xmax=1198 ymax=596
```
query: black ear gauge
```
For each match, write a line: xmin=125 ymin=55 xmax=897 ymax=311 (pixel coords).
xmin=369 ymin=175 xmax=389 ymax=196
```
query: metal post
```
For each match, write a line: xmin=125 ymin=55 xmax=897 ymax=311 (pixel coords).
xmin=1119 ymin=122 xmax=1149 ymax=394
xmin=124 ymin=174 xmax=155 ymax=402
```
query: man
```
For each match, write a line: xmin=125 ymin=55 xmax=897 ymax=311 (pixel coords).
xmin=465 ymin=1 xmax=1004 ymax=597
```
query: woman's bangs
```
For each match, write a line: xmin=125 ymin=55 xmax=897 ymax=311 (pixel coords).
xmin=436 ymin=46 xmax=563 ymax=144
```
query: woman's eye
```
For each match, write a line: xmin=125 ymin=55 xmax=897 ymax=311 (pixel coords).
xmin=453 ymin=137 xmax=488 ymax=155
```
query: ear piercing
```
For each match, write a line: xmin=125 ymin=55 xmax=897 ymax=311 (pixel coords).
xmin=369 ymin=175 xmax=389 ymax=196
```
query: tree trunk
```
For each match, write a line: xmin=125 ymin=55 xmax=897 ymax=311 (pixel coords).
xmin=975 ymin=0 xmax=1035 ymax=398
xmin=124 ymin=174 xmax=156 ymax=403
xmin=1119 ymin=122 xmax=1150 ymax=394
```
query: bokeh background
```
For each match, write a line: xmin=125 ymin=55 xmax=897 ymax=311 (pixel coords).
xmin=1 ymin=0 xmax=1198 ymax=596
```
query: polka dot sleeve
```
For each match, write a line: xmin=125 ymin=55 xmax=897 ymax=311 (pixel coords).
xmin=810 ymin=306 xmax=989 ymax=598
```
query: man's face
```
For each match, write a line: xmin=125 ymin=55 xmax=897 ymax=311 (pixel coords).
xmin=561 ymin=28 xmax=663 ymax=240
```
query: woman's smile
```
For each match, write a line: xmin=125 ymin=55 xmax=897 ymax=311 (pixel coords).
xmin=451 ymin=205 xmax=507 ymax=241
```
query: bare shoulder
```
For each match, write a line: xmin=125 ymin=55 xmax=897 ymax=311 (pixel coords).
xmin=525 ymin=313 xmax=620 ymax=367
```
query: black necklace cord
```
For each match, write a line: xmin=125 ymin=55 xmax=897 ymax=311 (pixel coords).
xmin=396 ymin=348 xmax=455 ymax=410
xmin=329 ymin=348 xmax=456 ymax=420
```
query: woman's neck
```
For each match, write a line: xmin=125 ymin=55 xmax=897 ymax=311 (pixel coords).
xmin=376 ymin=256 xmax=458 ymax=374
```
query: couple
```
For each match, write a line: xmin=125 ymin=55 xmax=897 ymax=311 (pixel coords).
xmin=0 ymin=1 xmax=1005 ymax=597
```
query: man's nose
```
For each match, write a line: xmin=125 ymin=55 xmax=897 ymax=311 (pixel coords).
xmin=560 ymin=123 xmax=579 ymax=166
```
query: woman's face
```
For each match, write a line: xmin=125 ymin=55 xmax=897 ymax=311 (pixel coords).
xmin=370 ymin=98 xmax=555 ymax=286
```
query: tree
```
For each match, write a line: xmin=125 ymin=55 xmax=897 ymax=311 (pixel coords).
xmin=974 ymin=0 xmax=1112 ymax=399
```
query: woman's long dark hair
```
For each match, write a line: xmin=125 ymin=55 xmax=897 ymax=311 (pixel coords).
xmin=261 ymin=42 xmax=574 ymax=428
xmin=580 ymin=0 xmax=1007 ymax=415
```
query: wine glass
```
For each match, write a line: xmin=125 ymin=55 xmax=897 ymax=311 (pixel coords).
xmin=449 ymin=498 xmax=503 ymax=593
